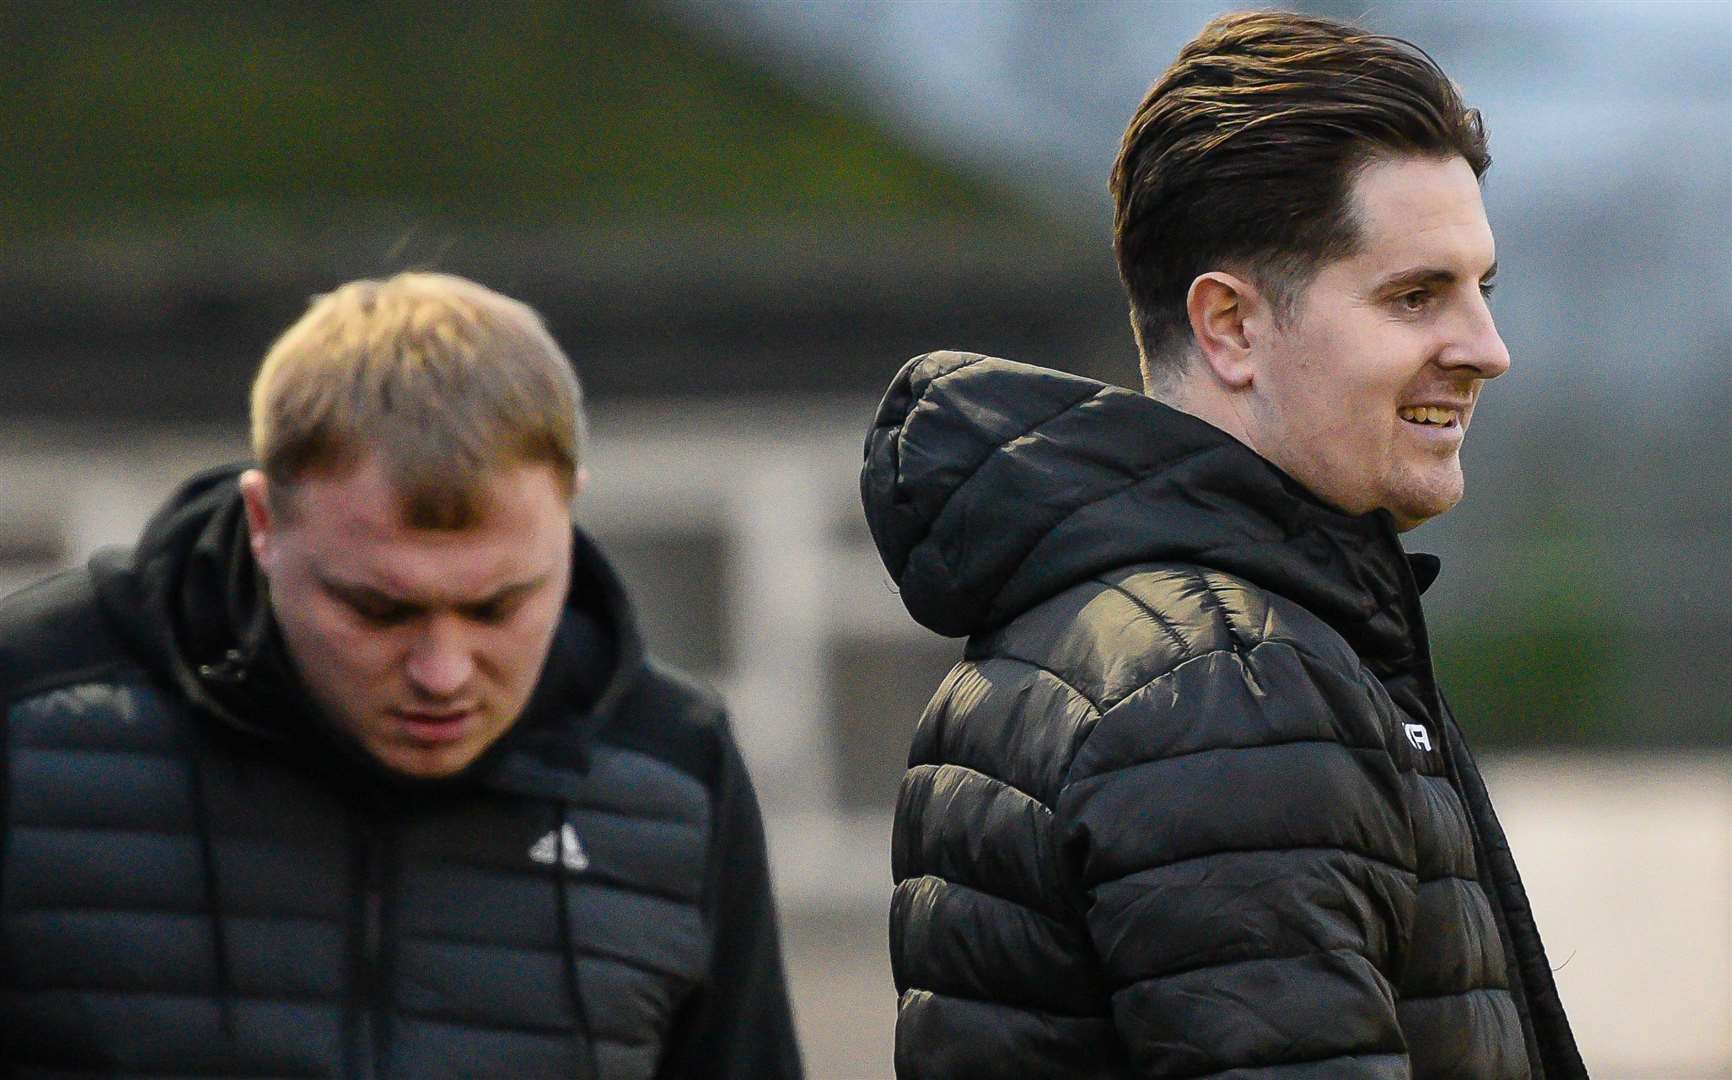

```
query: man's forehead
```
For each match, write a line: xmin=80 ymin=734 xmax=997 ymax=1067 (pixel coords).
xmin=279 ymin=459 xmax=569 ymax=599
xmin=284 ymin=453 xmax=568 ymax=531
xmin=1347 ymin=155 xmax=1495 ymax=266
xmin=306 ymin=531 xmax=557 ymax=603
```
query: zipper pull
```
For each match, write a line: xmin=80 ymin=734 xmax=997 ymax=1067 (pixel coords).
xmin=197 ymin=648 xmax=249 ymax=686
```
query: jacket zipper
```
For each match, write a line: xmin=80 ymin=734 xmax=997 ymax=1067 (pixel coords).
xmin=346 ymin=809 xmax=393 ymax=1080
xmin=1389 ymin=547 xmax=1451 ymax=758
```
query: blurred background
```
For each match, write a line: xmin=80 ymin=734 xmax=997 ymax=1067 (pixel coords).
xmin=2 ymin=1 xmax=1727 ymax=1075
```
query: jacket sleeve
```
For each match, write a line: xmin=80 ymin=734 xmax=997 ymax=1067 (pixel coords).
xmin=1056 ymin=638 xmax=1419 ymax=1078
xmin=656 ymin=722 xmax=804 ymax=1079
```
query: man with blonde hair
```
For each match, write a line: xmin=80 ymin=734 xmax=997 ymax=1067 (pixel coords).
xmin=0 ymin=272 xmax=803 ymax=1077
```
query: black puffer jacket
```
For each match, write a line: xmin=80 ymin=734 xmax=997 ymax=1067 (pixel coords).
xmin=0 ymin=466 xmax=802 ymax=1079
xmin=861 ymin=353 xmax=1584 ymax=1079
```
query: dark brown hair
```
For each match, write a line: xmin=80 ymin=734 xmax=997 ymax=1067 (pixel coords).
xmin=1110 ymin=10 xmax=1489 ymax=387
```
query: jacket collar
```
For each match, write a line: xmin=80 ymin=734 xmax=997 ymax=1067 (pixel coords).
xmin=861 ymin=351 xmax=1438 ymax=673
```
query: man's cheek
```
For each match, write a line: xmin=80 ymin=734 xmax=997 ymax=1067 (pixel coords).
xmin=314 ymin=629 xmax=393 ymax=690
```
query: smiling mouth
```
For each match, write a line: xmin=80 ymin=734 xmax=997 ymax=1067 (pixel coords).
xmin=1398 ymin=406 xmax=1461 ymax=428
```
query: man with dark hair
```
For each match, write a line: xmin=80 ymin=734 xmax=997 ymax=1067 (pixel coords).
xmin=862 ymin=11 xmax=1585 ymax=1078
xmin=0 ymin=273 xmax=802 ymax=1077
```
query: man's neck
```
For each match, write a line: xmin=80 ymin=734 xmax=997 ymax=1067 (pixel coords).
xmin=1151 ymin=379 xmax=1260 ymax=459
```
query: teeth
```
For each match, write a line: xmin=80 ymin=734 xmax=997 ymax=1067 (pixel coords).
xmin=1400 ymin=406 xmax=1459 ymax=426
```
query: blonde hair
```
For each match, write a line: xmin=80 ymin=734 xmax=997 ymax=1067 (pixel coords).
xmin=251 ymin=272 xmax=585 ymax=528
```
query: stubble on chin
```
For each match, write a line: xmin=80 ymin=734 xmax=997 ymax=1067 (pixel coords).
xmin=1388 ymin=461 xmax=1466 ymax=529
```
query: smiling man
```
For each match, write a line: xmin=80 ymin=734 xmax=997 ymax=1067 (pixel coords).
xmin=0 ymin=273 xmax=801 ymax=1078
xmin=863 ymin=11 xmax=1584 ymax=1079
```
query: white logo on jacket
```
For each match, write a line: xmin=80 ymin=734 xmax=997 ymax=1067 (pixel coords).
xmin=1404 ymin=723 xmax=1433 ymax=752
xmin=530 ymin=823 xmax=590 ymax=872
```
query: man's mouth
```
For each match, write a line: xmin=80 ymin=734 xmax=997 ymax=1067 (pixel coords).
xmin=390 ymin=708 xmax=477 ymax=744
xmin=1398 ymin=405 xmax=1462 ymax=428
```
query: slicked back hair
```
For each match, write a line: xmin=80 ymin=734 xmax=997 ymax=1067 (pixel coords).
xmin=1110 ymin=10 xmax=1489 ymax=390
xmin=251 ymin=272 xmax=586 ymax=530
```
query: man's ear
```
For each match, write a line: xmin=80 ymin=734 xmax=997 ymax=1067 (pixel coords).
xmin=238 ymin=469 xmax=277 ymax=571
xmin=1185 ymin=271 xmax=1262 ymax=390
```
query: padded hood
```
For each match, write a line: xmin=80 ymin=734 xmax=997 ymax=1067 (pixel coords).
xmin=860 ymin=351 xmax=1439 ymax=668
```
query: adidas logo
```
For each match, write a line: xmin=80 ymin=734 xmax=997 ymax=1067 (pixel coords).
xmin=529 ymin=823 xmax=590 ymax=873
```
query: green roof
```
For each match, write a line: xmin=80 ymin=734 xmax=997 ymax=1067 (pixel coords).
xmin=4 ymin=3 xmax=1010 ymax=233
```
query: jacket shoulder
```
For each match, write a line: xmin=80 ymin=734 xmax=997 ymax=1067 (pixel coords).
xmin=0 ymin=565 xmax=136 ymax=704
xmin=973 ymin=561 xmax=1365 ymax=713
xmin=600 ymin=658 xmax=734 ymax=791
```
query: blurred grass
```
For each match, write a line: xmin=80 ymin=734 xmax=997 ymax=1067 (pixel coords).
xmin=0 ymin=1 xmax=1007 ymax=233
xmin=1432 ymin=522 xmax=1629 ymax=748
xmin=1437 ymin=620 xmax=1626 ymax=748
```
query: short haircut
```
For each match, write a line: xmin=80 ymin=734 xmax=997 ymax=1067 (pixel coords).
xmin=250 ymin=272 xmax=586 ymax=529
xmin=1110 ymin=10 xmax=1490 ymax=388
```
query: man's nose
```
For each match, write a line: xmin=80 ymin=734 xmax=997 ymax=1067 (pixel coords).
xmin=405 ymin=617 xmax=474 ymax=698
xmin=1446 ymin=295 xmax=1511 ymax=380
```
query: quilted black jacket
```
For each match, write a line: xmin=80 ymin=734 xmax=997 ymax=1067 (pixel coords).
xmin=0 ymin=467 xmax=801 ymax=1079
xmin=861 ymin=353 xmax=1585 ymax=1079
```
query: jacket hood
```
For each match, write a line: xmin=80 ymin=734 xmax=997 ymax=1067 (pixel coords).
xmin=860 ymin=352 xmax=1438 ymax=668
xmin=89 ymin=464 xmax=644 ymax=788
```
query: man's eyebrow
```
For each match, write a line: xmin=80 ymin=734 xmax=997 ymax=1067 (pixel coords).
xmin=317 ymin=573 xmax=550 ymax=609
xmin=1379 ymin=260 xmax=1499 ymax=292
xmin=458 ymin=576 xmax=550 ymax=609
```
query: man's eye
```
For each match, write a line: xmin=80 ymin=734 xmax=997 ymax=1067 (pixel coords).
xmin=1397 ymin=290 xmax=1430 ymax=312
xmin=1479 ymin=279 xmax=1498 ymax=299
xmin=466 ymin=602 xmax=512 ymax=625
xmin=352 ymin=601 xmax=413 ymax=625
